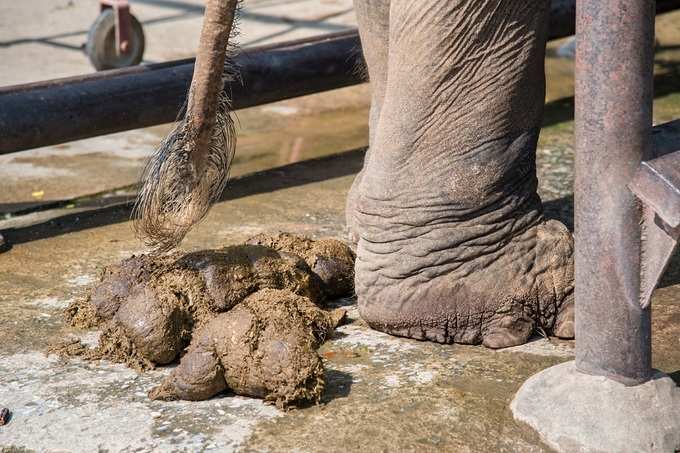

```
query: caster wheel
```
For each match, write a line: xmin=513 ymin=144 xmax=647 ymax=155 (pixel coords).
xmin=86 ymin=9 xmax=145 ymax=70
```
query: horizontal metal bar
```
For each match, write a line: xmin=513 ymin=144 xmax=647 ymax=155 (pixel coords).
xmin=656 ymin=0 xmax=680 ymax=13
xmin=549 ymin=0 xmax=680 ymax=37
xmin=0 ymin=31 xmax=362 ymax=154
xmin=1 ymin=0 xmax=679 ymax=154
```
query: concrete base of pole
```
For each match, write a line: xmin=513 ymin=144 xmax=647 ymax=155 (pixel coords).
xmin=510 ymin=361 xmax=680 ymax=452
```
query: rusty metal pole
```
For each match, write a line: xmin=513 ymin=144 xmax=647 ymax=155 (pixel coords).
xmin=513 ymin=2 xmax=680 ymax=448
xmin=0 ymin=32 xmax=363 ymax=154
xmin=574 ymin=0 xmax=655 ymax=384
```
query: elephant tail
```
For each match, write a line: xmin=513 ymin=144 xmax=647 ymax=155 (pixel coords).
xmin=133 ymin=0 xmax=240 ymax=253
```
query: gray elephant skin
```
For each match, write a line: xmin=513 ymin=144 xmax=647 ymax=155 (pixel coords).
xmin=346 ymin=0 xmax=574 ymax=348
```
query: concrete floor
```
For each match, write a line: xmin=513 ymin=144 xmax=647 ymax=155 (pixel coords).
xmin=2 ymin=3 xmax=680 ymax=452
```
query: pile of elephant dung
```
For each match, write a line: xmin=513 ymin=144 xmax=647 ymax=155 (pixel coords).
xmin=62 ymin=233 xmax=355 ymax=408
xmin=149 ymin=289 xmax=336 ymax=406
xmin=64 ymin=252 xmax=178 ymax=329
xmin=245 ymin=232 xmax=355 ymax=298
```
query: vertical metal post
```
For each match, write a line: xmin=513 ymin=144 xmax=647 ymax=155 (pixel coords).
xmin=574 ymin=0 xmax=655 ymax=384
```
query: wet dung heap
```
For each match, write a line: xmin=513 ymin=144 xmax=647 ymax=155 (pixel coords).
xmin=246 ymin=232 xmax=355 ymax=298
xmin=62 ymin=233 xmax=355 ymax=408
xmin=149 ymin=289 xmax=334 ymax=407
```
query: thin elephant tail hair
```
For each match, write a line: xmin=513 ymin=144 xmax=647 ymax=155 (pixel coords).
xmin=132 ymin=87 xmax=236 ymax=253
xmin=133 ymin=0 xmax=240 ymax=253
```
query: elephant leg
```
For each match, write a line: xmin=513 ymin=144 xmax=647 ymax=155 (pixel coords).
xmin=346 ymin=0 xmax=390 ymax=244
xmin=354 ymin=0 xmax=574 ymax=347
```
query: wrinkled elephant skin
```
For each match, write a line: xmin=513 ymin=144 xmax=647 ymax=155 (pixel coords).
xmin=346 ymin=0 xmax=574 ymax=348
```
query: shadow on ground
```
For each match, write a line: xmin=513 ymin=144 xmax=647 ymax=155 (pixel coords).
xmin=1 ymin=148 xmax=366 ymax=248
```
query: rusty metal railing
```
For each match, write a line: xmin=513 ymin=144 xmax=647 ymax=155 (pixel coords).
xmin=0 ymin=31 xmax=362 ymax=154
xmin=3 ymin=0 xmax=680 ymax=156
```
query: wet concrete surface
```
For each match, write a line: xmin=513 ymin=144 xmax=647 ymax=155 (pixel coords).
xmin=2 ymin=9 xmax=680 ymax=453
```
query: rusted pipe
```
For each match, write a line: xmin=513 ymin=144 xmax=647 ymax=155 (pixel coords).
xmin=3 ymin=1 xmax=680 ymax=154
xmin=549 ymin=0 xmax=577 ymax=38
xmin=0 ymin=31 xmax=363 ymax=154
xmin=574 ymin=0 xmax=655 ymax=384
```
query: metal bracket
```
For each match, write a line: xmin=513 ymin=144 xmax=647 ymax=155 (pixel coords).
xmin=100 ymin=0 xmax=131 ymax=56
xmin=629 ymin=120 xmax=680 ymax=308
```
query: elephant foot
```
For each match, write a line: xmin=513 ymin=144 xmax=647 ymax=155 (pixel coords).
xmin=356 ymin=218 xmax=574 ymax=349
